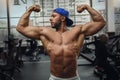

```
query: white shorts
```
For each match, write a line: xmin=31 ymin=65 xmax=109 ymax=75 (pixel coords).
xmin=49 ymin=74 xmax=80 ymax=80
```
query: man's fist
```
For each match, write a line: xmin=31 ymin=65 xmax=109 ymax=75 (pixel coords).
xmin=77 ymin=4 xmax=88 ymax=13
xmin=30 ymin=5 xmax=41 ymax=12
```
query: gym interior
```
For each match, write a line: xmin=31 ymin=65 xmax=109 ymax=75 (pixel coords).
xmin=0 ymin=0 xmax=120 ymax=80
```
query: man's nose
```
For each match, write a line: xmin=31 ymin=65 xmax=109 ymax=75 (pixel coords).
xmin=49 ymin=17 xmax=52 ymax=21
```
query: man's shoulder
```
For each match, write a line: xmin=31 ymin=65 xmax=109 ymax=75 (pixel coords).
xmin=39 ymin=26 xmax=53 ymax=30
xmin=70 ymin=25 xmax=83 ymax=31
xmin=40 ymin=26 xmax=56 ymax=34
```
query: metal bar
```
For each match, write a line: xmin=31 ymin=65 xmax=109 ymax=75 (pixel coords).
xmin=6 ymin=0 xmax=11 ymax=36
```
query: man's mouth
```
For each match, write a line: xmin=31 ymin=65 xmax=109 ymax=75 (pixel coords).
xmin=51 ymin=22 xmax=54 ymax=24
xmin=51 ymin=22 xmax=54 ymax=26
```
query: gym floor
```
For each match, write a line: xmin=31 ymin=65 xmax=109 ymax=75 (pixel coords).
xmin=13 ymin=54 xmax=99 ymax=80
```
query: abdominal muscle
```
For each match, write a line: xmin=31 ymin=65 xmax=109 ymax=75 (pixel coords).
xmin=48 ymin=44 xmax=79 ymax=78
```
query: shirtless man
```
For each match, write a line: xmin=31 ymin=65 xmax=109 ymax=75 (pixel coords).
xmin=16 ymin=4 xmax=106 ymax=80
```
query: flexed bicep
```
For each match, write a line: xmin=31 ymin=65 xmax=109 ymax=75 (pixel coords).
xmin=16 ymin=5 xmax=43 ymax=39
xmin=18 ymin=26 xmax=43 ymax=40
xmin=81 ymin=21 xmax=105 ymax=36
xmin=77 ymin=4 xmax=106 ymax=36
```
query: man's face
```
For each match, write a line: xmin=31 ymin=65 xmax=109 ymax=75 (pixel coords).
xmin=50 ymin=12 xmax=62 ymax=29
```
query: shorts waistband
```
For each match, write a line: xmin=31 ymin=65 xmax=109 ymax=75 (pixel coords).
xmin=49 ymin=74 xmax=80 ymax=80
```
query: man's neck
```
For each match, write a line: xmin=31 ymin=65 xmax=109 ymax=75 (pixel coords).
xmin=56 ymin=25 xmax=68 ymax=33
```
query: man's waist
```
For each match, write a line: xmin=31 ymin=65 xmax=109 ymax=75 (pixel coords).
xmin=50 ymin=69 xmax=77 ymax=78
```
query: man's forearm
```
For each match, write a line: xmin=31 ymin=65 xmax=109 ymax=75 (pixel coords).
xmin=86 ymin=5 xmax=105 ymax=22
xmin=17 ymin=7 xmax=33 ymax=28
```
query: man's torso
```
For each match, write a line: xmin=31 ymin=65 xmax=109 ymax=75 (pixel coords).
xmin=40 ymin=26 xmax=85 ymax=78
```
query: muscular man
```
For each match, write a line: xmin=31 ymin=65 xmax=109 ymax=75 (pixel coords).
xmin=16 ymin=4 xmax=106 ymax=80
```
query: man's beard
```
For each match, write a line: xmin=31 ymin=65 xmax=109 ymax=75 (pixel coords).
xmin=52 ymin=21 xmax=62 ymax=30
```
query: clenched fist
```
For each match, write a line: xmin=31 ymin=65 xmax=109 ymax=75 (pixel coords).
xmin=29 ymin=5 xmax=41 ymax=12
xmin=77 ymin=4 xmax=88 ymax=13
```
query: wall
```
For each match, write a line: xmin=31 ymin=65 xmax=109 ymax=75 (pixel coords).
xmin=114 ymin=0 xmax=120 ymax=34
xmin=0 ymin=0 xmax=120 ymax=46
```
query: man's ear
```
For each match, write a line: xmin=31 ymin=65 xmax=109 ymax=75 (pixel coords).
xmin=61 ymin=16 xmax=66 ymax=22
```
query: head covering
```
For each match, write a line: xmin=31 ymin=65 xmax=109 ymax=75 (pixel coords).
xmin=53 ymin=8 xmax=73 ymax=27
